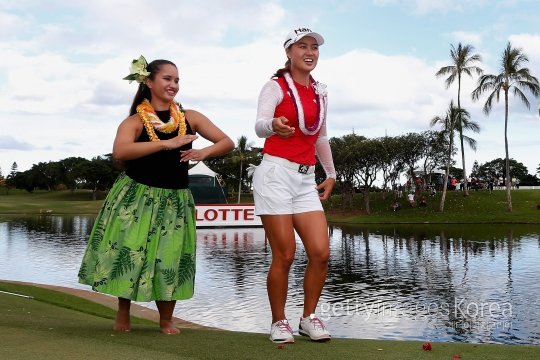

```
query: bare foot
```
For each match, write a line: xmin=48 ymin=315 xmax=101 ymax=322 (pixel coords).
xmin=113 ymin=323 xmax=131 ymax=332
xmin=160 ymin=320 xmax=180 ymax=335
xmin=114 ymin=298 xmax=131 ymax=332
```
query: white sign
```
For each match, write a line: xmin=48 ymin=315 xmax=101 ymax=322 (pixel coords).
xmin=195 ymin=204 xmax=262 ymax=228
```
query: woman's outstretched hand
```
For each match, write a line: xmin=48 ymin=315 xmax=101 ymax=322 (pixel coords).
xmin=272 ymin=116 xmax=295 ymax=138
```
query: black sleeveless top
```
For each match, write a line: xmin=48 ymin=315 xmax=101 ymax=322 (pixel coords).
xmin=125 ymin=109 xmax=193 ymax=189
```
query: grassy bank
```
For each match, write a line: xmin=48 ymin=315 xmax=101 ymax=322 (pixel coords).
xmin=325 ymin=188 xmax=540 ymax=224
xmin=1 ymin=188 xmax=539 ymax=224
xmin=0 ymin=189 xmax=107 ymax=215
xmin=1 ymin=281 xmax=539 ymax=360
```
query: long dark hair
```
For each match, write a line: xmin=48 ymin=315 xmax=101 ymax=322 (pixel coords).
xmin=272 ymin=58 xmax=291 ymax=78
xmin=128 ymin=59 xmax=177 ymax=115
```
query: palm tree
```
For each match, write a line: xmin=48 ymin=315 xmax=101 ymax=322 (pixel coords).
xmin=233 ymin=135 xmax=252 ymax=203
xmin=430 ymin=101 xmax=470 ymax=212
xmin=436 ymin=43 xmax=483 ymax=196
xmin=472 ymin=42 xmax=540 ymax=212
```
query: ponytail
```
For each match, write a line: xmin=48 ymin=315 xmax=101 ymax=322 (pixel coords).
xmin=272 ymin=58 xmax=291 ymax=79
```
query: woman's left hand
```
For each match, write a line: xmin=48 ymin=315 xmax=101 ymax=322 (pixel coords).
xmin=180 ymin=148 xmax=209 ymax=162
xmin=316 ymin=177 xmax=336 ymax=200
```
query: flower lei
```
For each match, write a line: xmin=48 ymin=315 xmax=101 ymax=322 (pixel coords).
xmin=283 ymin=72 xmax=327 ymax=135
xmin=136 ymin=99 xmax=187 ymax=141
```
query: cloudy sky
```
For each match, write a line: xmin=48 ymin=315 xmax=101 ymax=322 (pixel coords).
xmin=1 ymin=0 xmax=540 ymax=178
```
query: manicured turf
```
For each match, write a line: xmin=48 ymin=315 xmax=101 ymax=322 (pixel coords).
xmin=1 ymin=188 xmax=539 ymax=224
xmin=1 ymin=281 xmax=539 ymax=360
xmin=325 ymin=188 xmax=540 ymax=224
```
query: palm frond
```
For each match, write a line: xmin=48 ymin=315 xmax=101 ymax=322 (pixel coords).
xmin=435 ymin=66 xmax=455 ymax=77
xmin=482 ymin=90 xmax=500 ymax=115
xmin=462 ymin=135 xmax=478 ymax=151
xmin=512 ymin=87 xmax=531 ymax=108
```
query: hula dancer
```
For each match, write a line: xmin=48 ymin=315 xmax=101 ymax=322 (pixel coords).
xmin=78 ymin=56 xmax=234 ymax=334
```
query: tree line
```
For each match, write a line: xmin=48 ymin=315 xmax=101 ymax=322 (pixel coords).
xmin=0 ymin=155 xmax=120 ymax=201
xmin=1 ymin=42 xmax=539 ymax=213
xmin=2 ymin=131 xmax=539 ymax=213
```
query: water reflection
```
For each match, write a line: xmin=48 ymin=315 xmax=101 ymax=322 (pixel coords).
xmin=1 ymin=215 xmax=539 ymax=345
xmin=324 ymin=225 xmax=540 ymax=344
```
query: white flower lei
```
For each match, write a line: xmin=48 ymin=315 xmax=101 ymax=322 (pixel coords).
xmin=283 ymin=72 xmax=327 ymax=135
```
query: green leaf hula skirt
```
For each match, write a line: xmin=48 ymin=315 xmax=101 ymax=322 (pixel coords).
xmin=78 ymin=173 xmax=196 ymax=302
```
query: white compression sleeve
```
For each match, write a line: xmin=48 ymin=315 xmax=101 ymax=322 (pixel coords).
xmin=255 ymin=80 xmax=283 ymax=138
xmin=315 ymin=125 xmax=336 ymax=179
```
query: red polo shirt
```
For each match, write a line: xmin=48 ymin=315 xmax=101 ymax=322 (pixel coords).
xmin=262 ymin=77 xmax=321 ymax=165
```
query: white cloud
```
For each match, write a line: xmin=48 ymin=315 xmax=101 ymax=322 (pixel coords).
xmin=509 ymin=33 xmax=540 ymax=74
xmin=318 ymin=49 xmax=447 ymax=136
xmin=0 ymin=52 xmax=95 ymax=114
xmin=372 ymin=0 xmax=491 ymax=14
xmin=448 ymin=31 xmax=483 ymax=47
xmin=0 ymin=136 xmax=36 ymax=150
xmin=1 ymin=0 xmax=539 ymax=176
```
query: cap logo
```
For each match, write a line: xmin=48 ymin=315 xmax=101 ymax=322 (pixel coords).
xmin=294 ymin=27 xmax=312 ymax=35
xmin=284 ymin=28 xmax=314 ymax=48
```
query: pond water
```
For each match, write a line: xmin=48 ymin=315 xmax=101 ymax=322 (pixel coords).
xmin=1 ymin=215 xmax=539 ymax=345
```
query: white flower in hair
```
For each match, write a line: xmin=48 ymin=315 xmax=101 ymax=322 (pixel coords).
xmin=123 ymin=55 xmax=150 ymax=84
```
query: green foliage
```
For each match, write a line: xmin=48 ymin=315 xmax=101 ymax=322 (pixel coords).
xmin=57 ymin=157 xmax=91 ymax=191
xmin=418 ymin=130 xmax=447 ymax=177
xmin=471 ymin=42 xmax=540 ymax=211
xmin=206 ymin=136 xmax=262 ymax=199
xmin=435 ymin=42 xmax=483 ymax=94
xmin=436 ymin=42 xmax=483 ymax=193
xmin=475 ymin=158 xmax=529 ymax=180
xmin=6 ymin=155 xmax=121 ymax=194
xmin=3 ymin=129 xmax=539 ymax=214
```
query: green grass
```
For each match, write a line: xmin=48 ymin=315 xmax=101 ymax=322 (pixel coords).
xmin=0 ymin=282 xmax=152 ymax=326
xmin=0 ymin=189 xmax=106 ymax=215
xmin=1 ymin=188 xmax=539 ymax=224
xmin=1 ymin=281 xmax=539 ymax=360
xmin=325 ymin=189 xmax=540 ymax=224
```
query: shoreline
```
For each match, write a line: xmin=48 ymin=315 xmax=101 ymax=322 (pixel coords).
xmin=2 ymin=279 xmax=213 ymax=330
